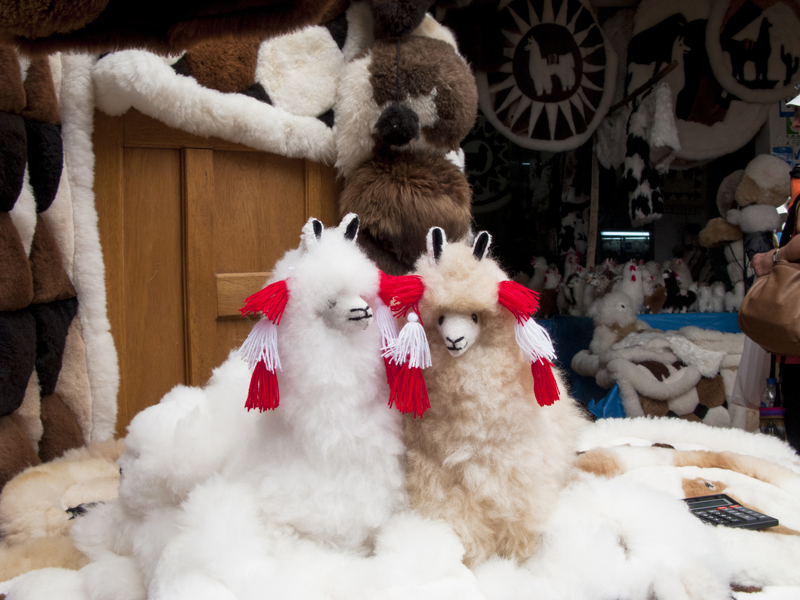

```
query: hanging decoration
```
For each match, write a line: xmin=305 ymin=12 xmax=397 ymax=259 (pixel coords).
xmin=706 ymin=0 xmax=800 ymax=104
xmin=476 ymin=0 xmax=617 ymax=152
xmin=626 ymin=0 xmax=769 ymax=163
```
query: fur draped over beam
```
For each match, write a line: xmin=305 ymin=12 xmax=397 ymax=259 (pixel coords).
xmin=0 ymin=0 xmax=343 ymax=55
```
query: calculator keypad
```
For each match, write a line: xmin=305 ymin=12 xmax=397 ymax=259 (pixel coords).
xmin=683 ymin=495 xmax=778 ymax=530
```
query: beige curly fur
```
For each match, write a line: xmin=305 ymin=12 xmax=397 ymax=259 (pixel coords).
xmin=403 ymin=232 xmax=588 ymax=566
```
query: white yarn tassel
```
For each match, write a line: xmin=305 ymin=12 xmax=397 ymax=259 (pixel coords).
xmin=515 ymin=319 xmax=556 ymax=364
xmin=384 ymin=312 xmax=431 ymax=369
xmin=374 ymin=297 xmax=399 ymax=354
xmin=238 ymin=318 xmax=281 ymax=371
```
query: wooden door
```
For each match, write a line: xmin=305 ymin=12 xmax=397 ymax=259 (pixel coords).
xmin=93 ymin=109 xmax=341 ymax=435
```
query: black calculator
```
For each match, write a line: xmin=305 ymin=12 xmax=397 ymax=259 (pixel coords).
xmin=684 ymin=494 xmax=779 ymax=530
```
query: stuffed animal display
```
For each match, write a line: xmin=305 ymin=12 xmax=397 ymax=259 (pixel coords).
xmin=383 ymin=228 xmax=588 ymax=566
xmin=18 ymin=215 xmax=484 ymax=600
xmin=700 ymin=154 xmax=788 ymax=290
xmin=335 ymin=10 xmax=478 ymax=274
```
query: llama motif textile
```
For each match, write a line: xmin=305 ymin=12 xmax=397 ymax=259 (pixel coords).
xmin=707 ymin=0 xmax=800 ymax=104
xmin=476 ymin=0 xmax=617 ymax=151
xmin=626 ymin=0 xmax=769 ymax=163
xmin=0 ymin=49 xmax=118 ymax=492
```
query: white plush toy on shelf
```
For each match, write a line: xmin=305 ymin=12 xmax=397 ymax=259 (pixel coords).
xmin=725 ymin=281 xmax=745 ymax=312
xmin=527 ymin=256 xmax=548 ymax=292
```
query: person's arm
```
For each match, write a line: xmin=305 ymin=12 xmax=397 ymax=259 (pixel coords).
xmin=752 ymin=234 xmax=800 ymax=277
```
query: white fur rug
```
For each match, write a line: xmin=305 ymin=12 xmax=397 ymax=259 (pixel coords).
xmin=2 ymin=416 xmax=799 ymax=600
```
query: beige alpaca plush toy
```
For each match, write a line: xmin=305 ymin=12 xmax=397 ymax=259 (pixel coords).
xmin=384 ymin=229 xmax=588 ymax=566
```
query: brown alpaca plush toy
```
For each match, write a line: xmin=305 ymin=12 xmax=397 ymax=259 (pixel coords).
xmin=335 ymin=14 xmax=478 ymax=274
xmin=384 ymin=228 xmax=588 ymax=566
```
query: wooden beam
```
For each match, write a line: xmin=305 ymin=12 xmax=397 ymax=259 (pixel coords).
xmin=587 ymin=134 xmax=600 ymax=268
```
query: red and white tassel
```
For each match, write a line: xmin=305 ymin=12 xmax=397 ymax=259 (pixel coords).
xmin=374 ymin=296 xmax=401 ymax=388
xmin=384 ymin=312 xmax=431 ymax=418
xmin=238 ymin=280 xmax=289 ymax=412
xmin=497 ymin=280 xmax=561 ymax=406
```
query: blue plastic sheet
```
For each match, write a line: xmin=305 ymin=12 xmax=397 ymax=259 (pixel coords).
xmin=588 ymin=385 xmax=625 ymax=419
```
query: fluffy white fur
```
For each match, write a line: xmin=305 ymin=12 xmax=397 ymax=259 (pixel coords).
xmin=61 ymin=54 xmax=120 ymax=441
xmin=63 ymin=216 xmax=446 ymax=600
xmin=92 ymin=51 xmax=336 ymax=163
xmin=257 ymin=25 xmax=346 ymax=118
xmin=726 ymin=205 xmax=780 ymax=234
xmin=404 ymin=230 xmax=588 ymax=566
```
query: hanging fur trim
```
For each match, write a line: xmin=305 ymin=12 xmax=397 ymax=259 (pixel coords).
xmin=238 ymin=279 xmax=290 ymax=411
xmin=497 ymin=280 xmax=560 ymax=406
xmin=623 ymin=89 xmax=664 ymax=228
xmin=384 ymin=312 xmax=431 ymax=418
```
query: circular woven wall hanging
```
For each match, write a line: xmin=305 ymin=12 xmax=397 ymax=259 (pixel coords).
xmin=627 ymin=0 xmax=769 ymax=162
xmin=476 ymin=0 xmax=617 ymax=151
xmin=706 ymin=0 xmax=800 ymax=103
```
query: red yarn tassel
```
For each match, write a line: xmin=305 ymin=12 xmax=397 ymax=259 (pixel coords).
xmin=379 ymin=271 xmax=426 ymax=323
xmin=245 ymin=359 xmax=280 ymax=411
xmin=497 ymin=280 xmax=540 ymax=322
xmin=531 ymin=359 xmax=560 ymax=407
xmin=388 ymin=361 xmax=430 ymax=418
xmin=240 ymin=279 xmax=289 ymax=324
xmin=384 ymin=357 xmax=401 ymax=388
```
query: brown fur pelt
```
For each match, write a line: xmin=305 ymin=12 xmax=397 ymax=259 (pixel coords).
xmin=698 ymin=217 xmax=742 ymax=249
xmin=1 ymin=0 xmax=340 ymax=55
xmin=401 ymin=232 xmax=588 ymax=566
xmin=339 ymin=148 xmax=472 ymax=274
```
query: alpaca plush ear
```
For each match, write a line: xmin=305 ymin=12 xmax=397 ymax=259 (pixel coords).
xmin=472 ymin=231 xmax=491 ymax=261
xmin=301 ymin=217 xmax=324 ymax=250
xmin=426 ymin=227 xmax=446 ymax=264
xmin=340 ymin=213 xmax=360 ymax=242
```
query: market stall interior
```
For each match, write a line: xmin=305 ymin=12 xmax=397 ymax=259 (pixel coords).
xmin=2 ymin=0 xmax=800 ymax=598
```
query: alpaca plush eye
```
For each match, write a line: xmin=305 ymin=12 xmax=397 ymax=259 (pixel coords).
xmin=328 ymin=299 xmax=337 ymax=308
xmin=438 ymin=315 xmax=445 ymax=325
xmin=471 ymin=314 xmax=478 ymax=323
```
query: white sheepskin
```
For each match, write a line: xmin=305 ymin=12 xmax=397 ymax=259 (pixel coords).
xmin=256 ymin=25 xmax=345 ymax=117
xmin=92 ymin=51 xmax=336 ymax=164
xmin=61 ymin=53 xmax=120 ymax=442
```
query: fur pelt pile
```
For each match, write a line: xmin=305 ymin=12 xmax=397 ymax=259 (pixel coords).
xmin=0 ymin=48 xmax=117 ymax=492
xmin=8 ymin=417 xmax=800 ymax=599
xmin=0 ymin=439 xmax=124 ymax=582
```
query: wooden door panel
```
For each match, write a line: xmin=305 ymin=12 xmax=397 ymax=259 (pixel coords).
xmin=93 ymin=109 xmax=340 ymax=435
xmin=121 ymin=148 xmax=185 ymax=428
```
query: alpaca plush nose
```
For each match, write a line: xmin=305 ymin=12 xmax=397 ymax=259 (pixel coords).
xmin=348 ymin=306 xmax=372 ymax=322
xmin=446 ymin=336 xmax=464 ymax=347
xmin=375 ymin=104 xmax=419 ymax=146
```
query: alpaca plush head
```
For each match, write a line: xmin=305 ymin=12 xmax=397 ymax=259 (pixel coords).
xmin=416 ymin=229 xmax=503 ymax=359
xmin=240 ymin=213 xmax=381 ymax=410
xmin=388 ymin=227 xmax=560 ymax=406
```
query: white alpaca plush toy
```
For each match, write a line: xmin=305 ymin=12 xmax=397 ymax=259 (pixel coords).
xmin=612 ymin=260 xmax=645 ymax=313
xmin=710 ymin=281 xmax=726 ymax=313
xmin=527 ymin=256 xmax=547 ymax=292
xmin=46 ymin=215 xmax=475 ymax=600
xmin=724 ymin=281 xmax=745 ymax=312
xmin=384 ymin=228 xmax=588 ymax=567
